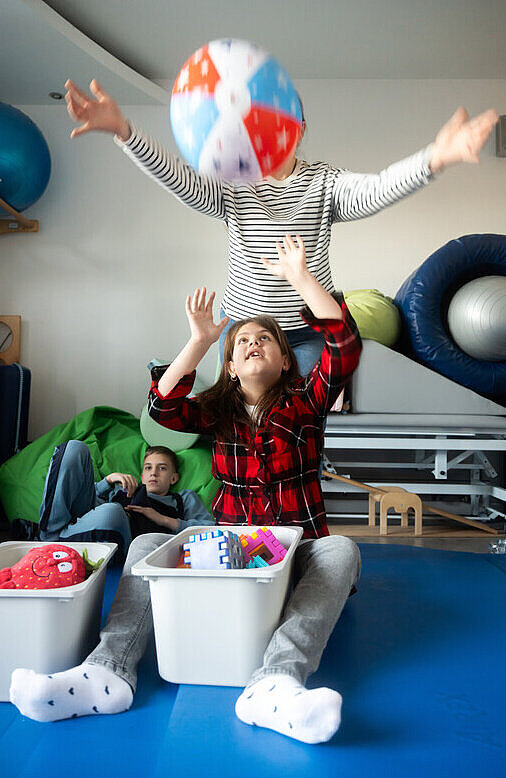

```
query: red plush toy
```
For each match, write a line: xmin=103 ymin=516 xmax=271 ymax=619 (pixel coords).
xmin=0 ymin=544 xmax=86 ymax=590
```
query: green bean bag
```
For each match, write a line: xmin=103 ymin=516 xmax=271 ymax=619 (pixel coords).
xmin=0 ymin=406 xmax=219 ymax=524
xmin=343 ymin=289 xmax=401 ymax=347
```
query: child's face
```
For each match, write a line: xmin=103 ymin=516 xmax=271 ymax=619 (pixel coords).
xmin=142 ymin=454 xmax=179 ymax=495
xmin=228 ymin=322 xmax=290 ymax=386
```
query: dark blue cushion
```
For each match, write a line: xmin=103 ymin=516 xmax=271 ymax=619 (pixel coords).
xmin=395 ymin=234 xmax=506 ymax=402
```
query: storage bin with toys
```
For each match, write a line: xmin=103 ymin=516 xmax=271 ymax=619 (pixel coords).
xmin=0 ymin=540 xmax=117 ymax=701
xmin=132 ymin=524 xmax=303 ymax=686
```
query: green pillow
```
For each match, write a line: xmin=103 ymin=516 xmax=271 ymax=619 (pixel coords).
xmin=343 ymin=289 xmax=401 ymax=347
xmin=0 ymin=406 xmax=219 ymax=524
xmin=140 ymin=362 xmax=208 ymax=452
xmin=140 ymin=404 xmax=200 ymax=452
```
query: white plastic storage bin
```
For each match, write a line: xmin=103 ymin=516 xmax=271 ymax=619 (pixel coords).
xmin=0 ymin=541 xmax=116 ymax=701
xmin=132 ymin=525 xmax=303 ymax=687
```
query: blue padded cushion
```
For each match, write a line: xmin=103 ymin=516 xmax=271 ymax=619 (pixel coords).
xmin=395 ymin=234 xmax=506 ymax=402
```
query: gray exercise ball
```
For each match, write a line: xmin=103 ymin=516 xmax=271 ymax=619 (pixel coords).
xmin=447 ymin=276 xmax=506 ymax=361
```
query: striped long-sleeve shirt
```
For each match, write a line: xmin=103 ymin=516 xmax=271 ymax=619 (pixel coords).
xmin=118 ymin=126 xmax=434 ymax=329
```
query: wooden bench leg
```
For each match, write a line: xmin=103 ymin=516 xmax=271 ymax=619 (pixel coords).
xmin=368 ymin=495 xmax=377 ymax=527
xmin=379 ymin=504 xmax=389 ymax=536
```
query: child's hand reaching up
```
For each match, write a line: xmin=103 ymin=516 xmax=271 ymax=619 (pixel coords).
xmin=157 ymin=288 xmax=229 ymax=397
xmin=260 ymin=234 xmax=309 ymax=287
xmin=186 ymin=288 xmax=229 ymax=347
xmin=261 ymin=234 xmax=342 ymax=321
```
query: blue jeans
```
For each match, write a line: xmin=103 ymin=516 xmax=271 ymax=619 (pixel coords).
xmin=218 ymin=309 xmax=325 ymax=377
xmin=39 ymin=440 xmax=132 ymax=553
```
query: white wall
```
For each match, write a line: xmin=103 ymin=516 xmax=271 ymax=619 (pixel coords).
xmin=2 ymin=79 xmax=505 ymax=439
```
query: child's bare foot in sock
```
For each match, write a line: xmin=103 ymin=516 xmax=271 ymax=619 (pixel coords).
xmin=10 ymin=662 xmax=132 ymax=722
xmin=235 ymin=674 xmax=342 ymax=744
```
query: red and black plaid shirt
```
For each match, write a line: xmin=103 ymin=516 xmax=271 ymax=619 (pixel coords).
xmin=148 ymin=301 xmax=361 ymax=539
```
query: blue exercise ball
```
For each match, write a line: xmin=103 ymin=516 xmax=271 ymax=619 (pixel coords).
xmin=0 ymin=102 xmax=51 ymax=212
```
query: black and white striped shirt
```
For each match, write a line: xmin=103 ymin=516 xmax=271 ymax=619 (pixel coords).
xmin=119 ymin=126 xmax=433 ymax=329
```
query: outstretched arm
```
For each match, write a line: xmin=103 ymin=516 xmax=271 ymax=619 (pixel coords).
xmin=429 ymin=107 xmax=498 ymax=174
xmin=157 ymin=289 xmax=229 ymax=397
xmin=260 ymin=235 xmax=343 ymax=320
xmin=262 ymin=235 xmax=360 ymax=414
xmin=332 ymin=106 xmax=498 ymax=223
xmin=66 ymin=79 xmax=227 ymax=221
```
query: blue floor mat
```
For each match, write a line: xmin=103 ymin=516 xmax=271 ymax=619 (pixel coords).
xmin=1 ymin=544 xmax=505 ymax=777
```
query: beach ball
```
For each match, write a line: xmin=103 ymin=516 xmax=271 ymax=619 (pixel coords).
xmin=170 ymin=39 xmax=303 ymax=183
xmin=0 ymin=102 xmax=51 ymax=212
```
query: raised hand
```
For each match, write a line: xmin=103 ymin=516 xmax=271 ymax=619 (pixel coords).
xmin=185 ymin=288 xmax=229 ymax=347
xmin=429 ymin=107 xmax=498 ymax=173
xmin=261 ymin=234 xmax=342 ymax=320
xmin=65 ymin=79 xmax=131 ymax=141
xmin=260 ymin=234 xmax=308 ymax=285
xmin=157 ymin=288 xmax=228 ymax=397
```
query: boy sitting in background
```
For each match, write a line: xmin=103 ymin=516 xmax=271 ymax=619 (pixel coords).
xmin=37 ymin=440 xmax=213 ymax=555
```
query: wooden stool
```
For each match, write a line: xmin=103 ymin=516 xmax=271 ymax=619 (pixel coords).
xmin=368 ymin=486 xmax=406 ymax=528
xmin=379 ymin=490 xmax=423 ymax=536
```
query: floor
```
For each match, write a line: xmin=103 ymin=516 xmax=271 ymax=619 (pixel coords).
xmin=2 ymin=541 xmax=505 ymax=778
xmin=328 ymin=522 xmax=504 ymax=553
xmin=2 ymin=519 xmax=504 ymax=554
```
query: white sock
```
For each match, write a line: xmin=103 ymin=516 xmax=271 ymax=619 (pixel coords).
xmin=235 ymin=674 xmax=342 ymax=744
xmin=10 ymin=662 xmax=133 ymax=722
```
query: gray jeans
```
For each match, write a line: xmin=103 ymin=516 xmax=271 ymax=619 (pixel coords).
xmin=87 ymin=533 xmax=361 ymax=691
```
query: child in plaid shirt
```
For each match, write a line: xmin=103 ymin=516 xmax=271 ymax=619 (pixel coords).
xmin=11 ymin=235 xmax=361 ymax=745
xmin=148 ymin=235 xmax=361 ymax=540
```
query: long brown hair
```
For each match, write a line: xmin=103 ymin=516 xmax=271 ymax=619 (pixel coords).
xmin=197 ymin=316 xmax=302 ymax=441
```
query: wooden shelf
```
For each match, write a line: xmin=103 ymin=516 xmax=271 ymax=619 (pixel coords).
xmin=0 ymin=197 xmax=38 ymax=235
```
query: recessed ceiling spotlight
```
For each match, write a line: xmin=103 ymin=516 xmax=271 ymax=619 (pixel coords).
xmin=49 ymin=91 xmax=64 ymax=100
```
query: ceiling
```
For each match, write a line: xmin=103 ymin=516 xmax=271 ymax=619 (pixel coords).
xmin=1 ymin=0 xmax=506 ymax=105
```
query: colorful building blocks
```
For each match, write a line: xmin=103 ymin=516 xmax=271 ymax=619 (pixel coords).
xmin=246 ymin=556 xmax=269 ymax=569
xmin=183 ymin=530 xmax=244 ymax=570
xmin=239 ymin=527 xmax=287 ymax=566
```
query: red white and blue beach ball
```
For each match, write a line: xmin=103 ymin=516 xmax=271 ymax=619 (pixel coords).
xmin=170 ymin=39 xmax=303 ymax=183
